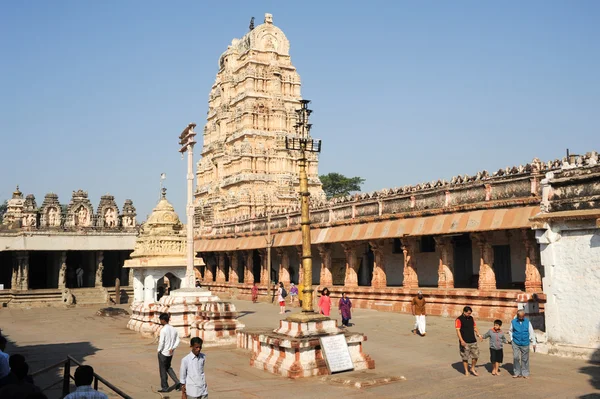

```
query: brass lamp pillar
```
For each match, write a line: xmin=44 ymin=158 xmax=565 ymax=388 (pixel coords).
xmin=285 ymin=100 xmax=323 ymax=319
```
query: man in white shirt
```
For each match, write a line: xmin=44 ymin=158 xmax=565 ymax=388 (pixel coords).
xmin=180 ymin=337 xmax=208 ymax=399
xmin=157 ymin=313 xmax=181 ymax=393
xmin=76 ymin=267 xmax=84 ymax=287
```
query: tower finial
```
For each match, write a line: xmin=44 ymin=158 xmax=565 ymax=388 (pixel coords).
xmin=161 ymin=187 xmax=167 ymax=199
xmin=249 ymin=16 xmax=255 ymax=31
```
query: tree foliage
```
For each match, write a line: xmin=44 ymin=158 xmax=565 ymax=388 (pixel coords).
xmin=320 ymin=173 xmax=365 ymax=199
xmin=0 ymin=200 xmax=7 ymax=223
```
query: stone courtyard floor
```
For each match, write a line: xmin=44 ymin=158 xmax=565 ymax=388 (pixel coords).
xmin=1 ymin=300 xmax=598 ymax=399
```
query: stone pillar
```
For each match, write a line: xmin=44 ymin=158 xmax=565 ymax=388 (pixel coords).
xmin=342 ymin=243 xmax=359 ymax=288
xmin=216 ymin=253 xmax=227 ymax=283
xmin=295 ymin=246 xmax=304 ymax=286
xmin=244 ymin=251 xmax=254 ymax=284
xmin=276 ymin=248 xmax=290 ymax=285
xmin=58 ymin=251 xmax=67 ymax=289
xmin=402 ymin=238 xmax=419 ymax=288
xmin=472 ymin=233 xmax=496 ymax=291
xmin=317 ymin=244 xmax=333 ymax=287
xmin=228 ymin=252 xmax=239 ymax=283
xmin=369 ymin=240 xmax=387 ymax=288
xmin=434 ymin=237 xmax=455 ymax=288
xmin=258 ymin=249 xmax=269 ymax=285
xmin=16 ymin=251 xmax=30 ymax=290
xmin=95 ymin=251 xmax=104 ymax=287
xmin=522 ymin=229 xmax=542 ymax=293
xmin=128 ymin=267 xmax=134 ymax=287
xmin=204 ymin=254 xmax=215 ymax=282
xmin=11 ymin=255 xmax=18 ymax=290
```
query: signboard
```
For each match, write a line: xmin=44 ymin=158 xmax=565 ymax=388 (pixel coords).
xmin=320 ymin=334 xmax=354 ymax=374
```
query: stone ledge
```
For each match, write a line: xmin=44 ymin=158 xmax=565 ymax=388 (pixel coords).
xmin=321 ymin=371 xmax=405 ymax=389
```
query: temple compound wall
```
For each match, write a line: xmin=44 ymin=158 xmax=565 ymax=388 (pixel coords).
xmin=532 ymin=161 xmax=600 ymax=361
xmin=0 ymin=188 xmax=137 ymax=306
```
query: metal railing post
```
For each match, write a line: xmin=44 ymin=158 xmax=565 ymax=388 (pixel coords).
xmin=62 ymin=358 xmax=70 ymax=396
xmin=94 ymin=376 xmax=99 ymax=390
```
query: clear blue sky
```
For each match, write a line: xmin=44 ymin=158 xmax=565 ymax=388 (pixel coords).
xmin=1 ymin=1 xmax=598 ymax=220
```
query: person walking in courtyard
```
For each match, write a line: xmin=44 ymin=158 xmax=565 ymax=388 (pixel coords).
xmin=289 ymin=283 xmax=298 ymax=305
xmin=455 ymin=306 xmax=482 ymax=376
xmin=481 ymin=319 xmax=508 ymax=375
xmin=157 ymin=313 xmax=181 ymax=393
xmin=509 ymin=309 xmax=536 ymax=379
xmin=338 ymin=292 xmax=352 ymax=327
xmin=180 ymin=337 xmax=208 ymax=399
xmin=318 ymin=287 xmax=331 ymax=316
xmin=76 ymin=266 xmax=84 ymax=287
xmin=251 ymin=282 xmax=258 ymax=303
xmin=277 ymin=282 xmax=286 ymax=314
xmin=411 ymin=290 xmax=427 ymax=336
xmin=64 ymin=365 xmax=107 ymax=399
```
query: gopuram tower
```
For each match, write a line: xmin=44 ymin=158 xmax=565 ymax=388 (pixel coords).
xmin=195 ymin=13 xmax=325 ymax=230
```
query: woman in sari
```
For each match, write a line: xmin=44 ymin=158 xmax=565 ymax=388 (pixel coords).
xmin=251 ymin=282 xmax=259 ymax=303
xmin=338 ymin=292 xmax=352 ymax=327
xmin=318 ymin=287 xmax=332 ymax=316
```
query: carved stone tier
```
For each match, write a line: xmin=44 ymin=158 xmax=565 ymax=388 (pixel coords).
xmin=242 ymin=317 xmax=375 ymax=378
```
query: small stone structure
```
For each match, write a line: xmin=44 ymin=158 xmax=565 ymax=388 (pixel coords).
xmin=238 ymin=316 xmax=374 ymax=378
xmin=126 ymin=189 xmax=243 ymax=345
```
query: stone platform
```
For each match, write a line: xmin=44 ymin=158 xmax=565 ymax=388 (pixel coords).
xmin=239 ymin=315 xmax=375 ymax=379
xmin=127 ymin=288 xmax=244 ymax=346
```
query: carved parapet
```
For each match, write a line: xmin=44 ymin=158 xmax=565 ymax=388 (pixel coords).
xmin=96 ymin=195 xmax=120 ymax=228
xmin=65 ymin=190 xmax=94 ymax=228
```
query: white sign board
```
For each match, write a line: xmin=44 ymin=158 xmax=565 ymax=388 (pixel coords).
xmin=320 ymin=334 xmax=354 ymax=374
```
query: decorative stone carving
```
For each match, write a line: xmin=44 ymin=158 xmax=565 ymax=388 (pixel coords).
xmin=402 ymin=238 xmax=419 ymax=289
xmin=95 ymin=251 xmax=104 ymax=287
xmin=2 ymin=186 xmax=24 ymax=226
xmin=369 ymin=240 xmax=387 ymax=288
xmin=66 ymin=190 xmax=94 ymax=228
xmin=243 ymin=251 xmax=253 ymax=284
xmin=434 ymin=236 xmax=454 ymax=289
xmin=121 ymin=199 xmax=137 ymax=228
xmin=61 ymin=289 xmax=74 ymax=305
xmin=196 ymin=13 xmax=325 ymax=227
xmin=58 ymin=252 xmax=67 ymax=289
xmin=96 ymin=195 xmax=119 ymax=228
xmin=472 ymin=233 xmax=496 ymax=291
xmin=342 ymin=243 xmax=360 ymax=287
xmin=39 ymin=193 xmax=62 ymax=228
xmin=22 ymin=194 xmax=38 ymax=228
xmin=522 ymin=229 xmax=542 ymax=293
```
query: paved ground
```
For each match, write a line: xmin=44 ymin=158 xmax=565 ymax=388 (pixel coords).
xmin=1 ymin=300 xmax=598 ymax=399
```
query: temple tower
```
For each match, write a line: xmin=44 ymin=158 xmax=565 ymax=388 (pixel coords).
xmin=195 ymin=13 xmax=325 ymax=229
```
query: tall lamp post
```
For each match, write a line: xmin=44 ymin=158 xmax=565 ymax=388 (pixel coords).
xmin=179 ymin=123 xmax=197 ymax=289
xmin=286 ymin=99 xmax=322 ymax=315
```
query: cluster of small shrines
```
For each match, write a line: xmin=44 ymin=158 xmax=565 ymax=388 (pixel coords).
xmin=1 ymin=13 xmax=598 ymax=367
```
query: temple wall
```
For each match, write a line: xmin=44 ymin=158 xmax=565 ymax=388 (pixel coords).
xmin=537 ymin=222 xmax=600 ymax=361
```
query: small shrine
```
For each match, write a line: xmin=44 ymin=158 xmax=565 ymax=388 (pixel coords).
xmin=125 ymin=189 xmax=244 ymax=345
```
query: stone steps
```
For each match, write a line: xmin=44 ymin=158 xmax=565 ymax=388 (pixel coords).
xmin=71 ymin=288 xmax=109 ymax=305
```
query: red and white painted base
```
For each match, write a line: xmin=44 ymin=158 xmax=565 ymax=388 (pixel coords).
xmin=127 ymin=288 xmax=244 ymax=346
xmin=239 ymin=318 xmax=375 ymax=379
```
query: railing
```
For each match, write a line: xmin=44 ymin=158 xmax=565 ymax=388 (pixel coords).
xmin=31 ymin=355 xmax=132 ymax=399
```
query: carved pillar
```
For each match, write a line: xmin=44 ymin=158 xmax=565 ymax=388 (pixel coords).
xmin=317 ymin=244 xmax=333 ymax=287
xmin=204 ymin=253 xmax=215 ymax=282
xmin=128 ymin=267 xmax=134 ymax=287
xmin=472 ymin=233 xmax=496 ymax=291
xmin=295 ymin=246 xmax=304 ymax=286
xmin=369 ymin=240 xmax=387 ymax=288
xmin=401 ymin=238 xmax=419 ymax=288
xmin=229 ymin=252 xmax=239 ymax=283
xmin=522 ymin=229 xmax=542 ymax=292
xmin=11 ymin=255 xmax=18 ymax=289
xmin=276 ymin=248 xmax=290 ymax=285
xmin=342 ymin=243 xmax=359 ymax=287
xmin=58 ymin=251 xmax=67 ymax=289
xmin=244 ymin=251 xmax=254 ymax=284
xmin=434 ymin=237 xmax=455 ymax=288
xmin=258 ymin=249 xmax=269 ymax=285
xmin=215 ymin=253 xmax=226 ymax=283
xmin=15 ymin=251 xmax=30 ymax=290
xmin=95 ymin=251 xmax=104 ymax=287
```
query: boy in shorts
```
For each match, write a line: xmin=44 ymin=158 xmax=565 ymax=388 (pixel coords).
xmin=481 ymin=319 xmax=508 ymax=375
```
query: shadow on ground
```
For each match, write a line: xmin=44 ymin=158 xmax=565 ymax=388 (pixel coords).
xmin=578 ymin=346 xmax=600 ymax=399
xmin=4 ymin=334 xmax=100 ymax=399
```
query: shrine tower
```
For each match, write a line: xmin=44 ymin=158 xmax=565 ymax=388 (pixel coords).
xmin=195 ymin=13 xmax=325 ymax=229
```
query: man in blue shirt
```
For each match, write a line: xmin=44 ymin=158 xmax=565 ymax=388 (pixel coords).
xmin=180 ymin=337 xmax=208 ymax=399
xmin=508 ymin=309 xmax=537 ymax=379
